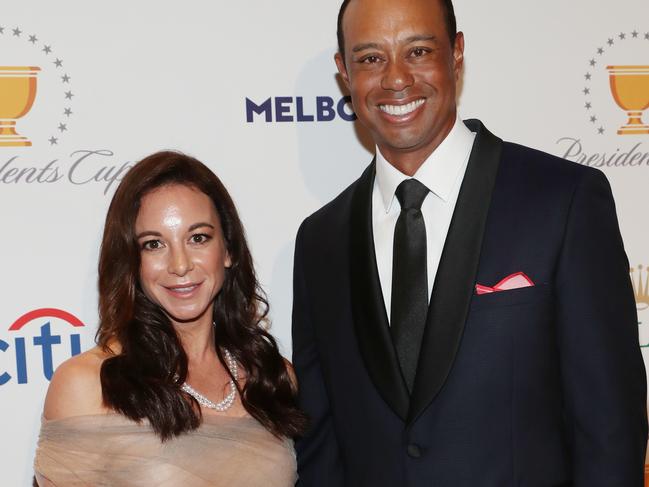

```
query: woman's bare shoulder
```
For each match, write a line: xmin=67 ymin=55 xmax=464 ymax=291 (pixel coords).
xmin=43 ymin=346 xmax=113 ymax=420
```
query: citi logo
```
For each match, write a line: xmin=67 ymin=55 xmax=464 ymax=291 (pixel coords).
xmin=245 ymin=96 xmax=356 ymax=123
xmin=0 ymin=308 xmax=84 ymax=385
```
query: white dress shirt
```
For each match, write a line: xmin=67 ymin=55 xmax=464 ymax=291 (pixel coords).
xmin=372 ymin=116 xmax=476 ymax=321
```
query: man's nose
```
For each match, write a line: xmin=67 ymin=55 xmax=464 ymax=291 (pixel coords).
xmin=381 ymin=59 xmax=414 ymax=92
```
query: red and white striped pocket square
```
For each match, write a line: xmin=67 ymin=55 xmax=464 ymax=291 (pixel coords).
xmin=475 ymin=272 xmax=534 ymax=295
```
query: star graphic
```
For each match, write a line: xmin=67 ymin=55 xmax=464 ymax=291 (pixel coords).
xmin=65 ymin=91 xmax=74 ymax=100
xmin=61 ymin=74 xmax=71 ymax=83
xmin=589 ymin=59 xmax=596 ymax=67
xmin=12 ymin=27 xmax=22 ymax=37
xmin=632 ymin=30 xmax=639 ymax=38
xmin=585 ymin=102 xmax=592 ymax=110
xmin=64 ymin=107 xmax=73 ymax=117
xmin=58 ymin=123 xmax=67 ymax=132
xmin=584 ymin=73 xmax=592 ymax=80
xmin=590 ymin=115 xmax=597 ymax=123
xmin=48 ymin=136 xmax=58 ymax=145
xmin=597 ymin=47 xmax=604 ymax=55
xmin=607 ymin=38 xmax=614 ymax=46
xmin=619 ymin=32 xmax=626 ymax=40
xmin=583 ymin=87 xmax=590 ymax=95
xmin=598 ymin=127 xmax=605 ymax=135
xmin=28 ymin=34 xmax=37 ymax=44
xmin=54 ymin=58 xmax=63 ymax=68
xmin=43 ymin=45 xmax=52 ymax=55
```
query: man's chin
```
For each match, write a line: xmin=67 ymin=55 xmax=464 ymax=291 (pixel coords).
xmin=378 ymin=135 xmax=431 ymax=154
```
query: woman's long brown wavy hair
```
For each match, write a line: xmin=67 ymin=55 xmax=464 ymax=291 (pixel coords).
xmin=97 ymin=150 xmax=305 ymax=440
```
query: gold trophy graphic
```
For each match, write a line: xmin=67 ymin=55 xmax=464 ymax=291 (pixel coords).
xmin=0 ymin=66 xmax=41 ymax=147
xmin=606 ymin=65 xmax=649 ymax=135
xmin=631 ymin=264 xmax=649 ymax=311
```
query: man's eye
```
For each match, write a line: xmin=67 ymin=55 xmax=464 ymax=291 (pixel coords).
xmin=142 ymin=240 xmax=162 ymax=250
xmin=360 ymin=55 xmax=381 ymax=64
xmin=411 ymin=47 xmax=429 ymax=57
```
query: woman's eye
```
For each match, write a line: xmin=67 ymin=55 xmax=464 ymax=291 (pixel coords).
xmin=190 ymin=233 xmax=211 ymax=244
xmin=142 ymin=239 xmax=162 ymax=250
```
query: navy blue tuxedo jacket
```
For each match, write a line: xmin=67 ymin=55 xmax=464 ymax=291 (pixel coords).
xmin=292 ymin=120 xmax=647 ymax=487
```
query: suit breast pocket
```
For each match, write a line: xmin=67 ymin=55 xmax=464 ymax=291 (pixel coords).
xmin=469 ymin=283 xmax=553 ymax=312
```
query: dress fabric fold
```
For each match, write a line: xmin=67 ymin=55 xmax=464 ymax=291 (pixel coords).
xmin=34 ymin=413 xmax=296 ymax=486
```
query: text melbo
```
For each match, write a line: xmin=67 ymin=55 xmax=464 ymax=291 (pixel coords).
xmin=246 ymin=96 xmax=356 ymax=123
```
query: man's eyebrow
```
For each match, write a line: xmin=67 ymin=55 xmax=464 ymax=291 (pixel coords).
xmin=404 ymin=34 xmax=437 ymax=43
xmin=351 ymin=35 xmax=437 ymax=53
xmin=351 ymin=42 xmax=381 ymax=53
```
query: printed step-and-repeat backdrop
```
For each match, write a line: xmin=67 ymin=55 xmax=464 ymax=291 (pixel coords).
xmin=1 ymin=1 xmax=648 ymax=485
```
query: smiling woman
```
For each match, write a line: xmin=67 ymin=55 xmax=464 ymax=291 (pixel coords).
xmin=33 ymin=151 xmax=304 ymax=487
xmin=135 ymin=185 xmax=232 ymax=325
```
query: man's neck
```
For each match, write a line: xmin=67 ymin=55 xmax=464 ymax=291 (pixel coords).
xmin=378 ymin=151 xmax=430 ymax=177
xmin=378 ymin=117 xmax=457 ymax=176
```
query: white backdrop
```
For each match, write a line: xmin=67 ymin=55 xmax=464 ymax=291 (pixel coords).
xmin=1 ymin=1 xmax=648 ymax=485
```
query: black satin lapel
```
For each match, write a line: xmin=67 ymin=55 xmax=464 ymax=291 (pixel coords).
xmin=350 ymin=162 xmax=410 ymax=421
xmin=407 ymin=119 xmax=503 ymax=425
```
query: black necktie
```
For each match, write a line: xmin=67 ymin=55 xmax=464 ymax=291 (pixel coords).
xmin=391 ymin=178 xmax=429 ymax=392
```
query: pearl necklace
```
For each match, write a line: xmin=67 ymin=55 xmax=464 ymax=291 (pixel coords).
xmin=181 ymin=349 xmax=239 ymax=412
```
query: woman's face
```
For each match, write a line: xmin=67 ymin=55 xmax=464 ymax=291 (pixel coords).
xmin=135 ymin=184 xmax=231 ymax=325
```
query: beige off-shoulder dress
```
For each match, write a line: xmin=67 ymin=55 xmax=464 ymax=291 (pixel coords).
xmin=34 ymin=413 xmax=296 ymax=486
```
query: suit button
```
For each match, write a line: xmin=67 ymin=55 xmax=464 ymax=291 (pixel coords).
xmin=407 ymin=444 xmax=422 ymax=458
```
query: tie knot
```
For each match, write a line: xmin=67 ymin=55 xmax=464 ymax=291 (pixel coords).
xmin=395 ymin=179 xmax=429 ymax=210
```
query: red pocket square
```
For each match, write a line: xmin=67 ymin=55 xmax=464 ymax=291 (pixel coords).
xmin=475 ymin=272 xmax=534 ymax=295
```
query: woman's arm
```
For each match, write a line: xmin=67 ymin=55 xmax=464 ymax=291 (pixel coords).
xmin=43 ymin=347 xmax=107 ymax=420
xmin=34 ymin=472 xmax=56 ymax=487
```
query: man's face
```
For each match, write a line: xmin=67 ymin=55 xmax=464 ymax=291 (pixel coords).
xmin=336 ymin=0 xmax=464 ymax=165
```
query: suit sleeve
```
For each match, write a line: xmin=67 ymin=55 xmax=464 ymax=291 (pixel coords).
xmin=292 ymin=221 xmax=345 ymax=487
xmin=555 ymin=168 xmax=647 ymax=486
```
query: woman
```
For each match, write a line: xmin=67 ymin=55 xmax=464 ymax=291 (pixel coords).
xmin=34 ymin=151 xmax=304 ymax=486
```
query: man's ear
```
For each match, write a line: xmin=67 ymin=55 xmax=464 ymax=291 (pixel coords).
xmin=335 ymin=52 xmax=351 ymax=88
xmin=453 ymin=32 xmax=465 ymax=80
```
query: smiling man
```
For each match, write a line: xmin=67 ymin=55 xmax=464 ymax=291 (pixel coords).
xmin=291 ymin=0 xmax=647 ymax=486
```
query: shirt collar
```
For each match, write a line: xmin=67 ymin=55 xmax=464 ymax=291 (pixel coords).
xmin=375 ymin=115 xmax=475 ymax=213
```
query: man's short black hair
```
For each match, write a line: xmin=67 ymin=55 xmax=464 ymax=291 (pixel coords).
xmin=336 ymin=0 xmax=457 ymax=60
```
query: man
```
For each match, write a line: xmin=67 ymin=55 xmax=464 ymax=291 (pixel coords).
xmin=291 ymin=0 xmax=648 ymax=485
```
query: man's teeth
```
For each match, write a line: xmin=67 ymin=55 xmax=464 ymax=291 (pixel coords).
xmin=379 ymin=99 xmax=425 ymax=116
